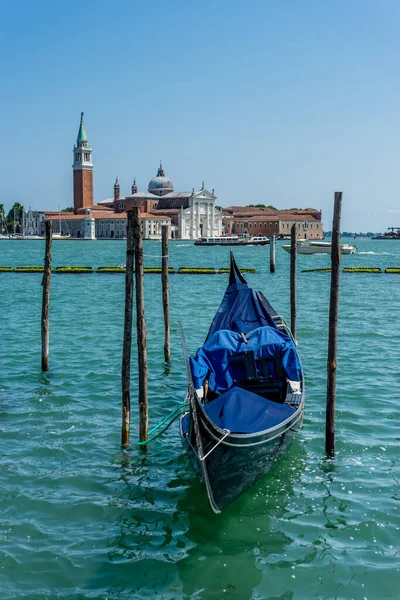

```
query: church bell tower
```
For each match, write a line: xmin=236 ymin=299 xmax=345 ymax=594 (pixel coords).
xmin=72 ymin=112 xmax=93 ymax=213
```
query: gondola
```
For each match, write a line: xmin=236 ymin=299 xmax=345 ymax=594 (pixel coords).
xmin=179 ymin=252 xmax=305 ymax=513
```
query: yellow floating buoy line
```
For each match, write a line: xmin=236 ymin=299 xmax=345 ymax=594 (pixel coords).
xmin=0 ymin=265 xmax=257 ymax=274
xmin=342 ymin=267 xmax=381 ymax=273
xmin=301 ymin=267 xmax=396 ymax=274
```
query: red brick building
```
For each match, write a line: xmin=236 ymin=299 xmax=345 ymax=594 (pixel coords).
xmin=222 ymin=206 xmax=323 ymax=239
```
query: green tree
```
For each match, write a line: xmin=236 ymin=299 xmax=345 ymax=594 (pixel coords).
xmin=61 ymin=207 xmax=74 ymax=212
xmin=246 ymin=203 xmax=277 ymax=210
xmin=6 ymin=202 xmax=25 ymax=234
xmin=0 ymin=204 xmax=5 ymax=234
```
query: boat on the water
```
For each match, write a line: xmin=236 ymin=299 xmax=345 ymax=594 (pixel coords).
xmin=282 ymin=240 xmax=356 ymax=255
xmin=372 ymin=227 xmax=400 ymax=240
xmin=179 ymin=253 xmax=305 ymax=513
xmin=52 ymin=233 xmax=71 ymax=240
xmin=194 ymin=235 xmax=269 ymax=246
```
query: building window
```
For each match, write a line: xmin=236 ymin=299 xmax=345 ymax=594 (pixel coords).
xmin=275 ymin=223 xmax=278 ymax=228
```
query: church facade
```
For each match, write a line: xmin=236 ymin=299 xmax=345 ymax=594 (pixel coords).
xmin=100 ymin=164 xmax=223 ymax=239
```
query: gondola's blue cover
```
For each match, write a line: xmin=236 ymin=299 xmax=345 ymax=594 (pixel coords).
xmin=206 ymin=255 xmax=276 ymax=340
xmin=203 ymin=386 xmax=295 ymax=433
xmin=190 ymin=326 xmax=301 ymax=394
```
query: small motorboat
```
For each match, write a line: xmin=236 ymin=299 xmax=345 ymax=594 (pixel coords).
xmin=282 ymin=240 xmax=356 ymax=255
xmin=246 ymin=235 xmax=270 ymax=245
xmin=52 ymin=233 xmax=71 ymax=240
xmin=179 ymin=253 xmax=305 ymax=513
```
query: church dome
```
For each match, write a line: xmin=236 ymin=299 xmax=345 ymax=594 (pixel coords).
xmin=148 ymin=163 xmax=173 ymax=196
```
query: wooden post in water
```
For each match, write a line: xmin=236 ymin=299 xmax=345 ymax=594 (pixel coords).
xmin=133 ymin=207 xmax=148 ymax=444
xmin=326 ymin=192 xmax=342 ymax=457
xmin=161 ymin=225 xmax=170 ymax=363
xmin=290 ymin=224 xmax=297 ymax=340
xmin=41 ymin=220 xmax=53 ymax=371
xmin=121 ymin=210 xmax=135 ymax=447
xmin=270 ymin=234 xmax=276 ymax=273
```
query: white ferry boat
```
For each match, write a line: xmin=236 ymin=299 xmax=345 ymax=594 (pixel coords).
xmin=194 ymin=235 xmax=269 ymax=246
xmin=282 ymin=240 xmax=356 ymax=255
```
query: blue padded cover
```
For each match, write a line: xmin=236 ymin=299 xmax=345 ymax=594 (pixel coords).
xmin=190 ymin=326 xmax=301 ymax=395
xmin=203 ymin=386 xmax=295 ymax=433
xmin=206 ymin=282 xmax=276 ymax=340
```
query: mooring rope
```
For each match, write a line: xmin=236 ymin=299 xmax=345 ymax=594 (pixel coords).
xmin=137 ymin=402 xmax=190 ymax=446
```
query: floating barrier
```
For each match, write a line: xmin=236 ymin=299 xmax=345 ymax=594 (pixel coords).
xmin=55 ymin=266 xmax=94 ymax=273
xmin=97 ymin=266 xmax=126 ymax=273
xmin=342 ymin=267 xmax=381 ymax=273
xmin=97 ymin=267 xmax=176 ymax=273
xmin=218 ymin=268 xmax=256 ymax=274
xmin=14 ymin=266 xmax=44 ymax=272
xmin=385 ymin=267 xmax=400 ymax=274
xmin=143 ymin=267 xmax=175 ymax=274
xmin=1 ymin=265 xmax=255 ymax=275
xmin=178 ymin=267 xmax=216 ymax=274
xmin=301 ymin=268 xmax=331 ymax=273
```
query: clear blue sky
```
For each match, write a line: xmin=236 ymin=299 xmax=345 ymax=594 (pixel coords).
xmin=1 ymin=0 xmax=400 ymax=232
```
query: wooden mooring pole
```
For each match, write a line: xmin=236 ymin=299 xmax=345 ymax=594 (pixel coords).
xmin=326 ymin=192 xmax=342 ymax=457
xmin=133 ymin=207 xmax=148 ymax=444
xmin=290 ymin=224 xmax=297 ymax=340
xmin=161 ymin=225 xmax=170 ymax=363
xmin=270 ymin=234 xmax=276 ymax=273
xmin=41 ymin=220 xmax=52 ymax=371
xmin=121 ymin=210 xmax=135 ymax=447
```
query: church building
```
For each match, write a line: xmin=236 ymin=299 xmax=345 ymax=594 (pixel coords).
xmin=42 ymin=114 xmax=172 ymax=240
xmin=41 ymin=113 xmax=222 ymax=240
xmin=100 ymin=163 xmax=223 ymax=239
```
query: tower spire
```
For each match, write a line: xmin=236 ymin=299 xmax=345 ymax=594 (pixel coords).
xmin=114 ymin=176 xmax=120 ymax=200
xmin=157 ymin=161 xmax=165 ymax=177
xmin=72 ymin=112 xmax=93 ymax=213
xmin=77 ymin=112 xmax=88 ymax=143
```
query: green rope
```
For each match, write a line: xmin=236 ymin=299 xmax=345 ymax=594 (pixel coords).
xmin=137 ymin=403 xmax=190 ymax=446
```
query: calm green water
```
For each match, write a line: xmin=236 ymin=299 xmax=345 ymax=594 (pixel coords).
xmin=0 ymin=239 xmax=399 ymax=600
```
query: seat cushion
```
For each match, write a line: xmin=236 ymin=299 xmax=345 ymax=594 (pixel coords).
xmin=203 ymin=386 xmax=295 ymax=434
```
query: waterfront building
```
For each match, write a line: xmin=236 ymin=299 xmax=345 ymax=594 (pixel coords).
xmin=222 ymin=206 xmax=323 ymax=239
xmin=34 ymin=114 xmax=320 ymax=241
xmin=99 ymin=165 xmax=223 ymax=239
xmin=39 ymin=115 xmax=171 ymax=240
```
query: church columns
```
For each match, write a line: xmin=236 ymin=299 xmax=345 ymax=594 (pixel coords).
xmin=189 ymin=200 xmax=194 ymax=240
xmin=211 ymin=203 xmax=215 ymax=236
xmin=196 ymin=201 xmax=200 ymax=237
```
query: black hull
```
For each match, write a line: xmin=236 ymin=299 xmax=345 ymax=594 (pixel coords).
xmin=180 ymin=393 xmax=304 ymax=513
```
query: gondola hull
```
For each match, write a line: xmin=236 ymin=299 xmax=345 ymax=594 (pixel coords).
xmin=180 ymin=391 xmax=304 ymax=513
xmin=179 ymin=252 xmax=305 ymax=513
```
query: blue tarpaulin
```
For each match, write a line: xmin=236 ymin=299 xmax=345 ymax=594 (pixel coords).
xmin=203 ymin=386 xmax=295 ymax=433
xmin=190 ymin=326 xmax=301 ymax=394
xmin=206 ymin=283 xmax=277 ymax=341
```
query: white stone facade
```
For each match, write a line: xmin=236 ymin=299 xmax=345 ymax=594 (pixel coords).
xmin=178 ymin=189 xmax=222 ymax=240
